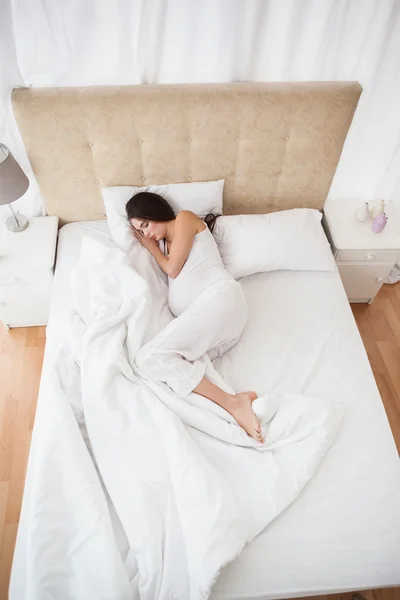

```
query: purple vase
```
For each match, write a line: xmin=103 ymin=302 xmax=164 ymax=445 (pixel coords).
xmin=371 ymin=212 xmax=388 ymax=233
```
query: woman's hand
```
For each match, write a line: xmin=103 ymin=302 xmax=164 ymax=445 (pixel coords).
xmin=132 ymin=227 xmax=160 ymax=254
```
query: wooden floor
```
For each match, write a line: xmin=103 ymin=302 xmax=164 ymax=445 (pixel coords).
xmin=0 ymin=285 xmax=400 ymax=599
xmin=0 ymin=325 xmax=46 ymax=596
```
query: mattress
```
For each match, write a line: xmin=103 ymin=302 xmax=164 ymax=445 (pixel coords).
xmin=48 ymin=221 xmax=400 ymax=598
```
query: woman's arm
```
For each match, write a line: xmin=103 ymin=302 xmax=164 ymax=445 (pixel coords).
xmin=134 ymin=211 xmax=201 ymax=278
xmin=164 ymin=211 xmax=200 ymax=277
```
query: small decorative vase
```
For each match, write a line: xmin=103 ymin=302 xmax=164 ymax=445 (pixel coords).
xmin=355 ymin=202 xmax=370 ymax=222
xmin=369 ymin=199 xmax=385 ymax=219
xmin=371 ymin=212 xmax=388 ymax=233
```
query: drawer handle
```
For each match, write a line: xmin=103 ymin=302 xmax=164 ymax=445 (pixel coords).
xmin=366 ymin=254 xmax=375 ymax=261
xmin=376 ymin=277 xmax=384 ymax=283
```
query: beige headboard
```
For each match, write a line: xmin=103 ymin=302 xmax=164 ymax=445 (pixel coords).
xmin=12 ymin=82 xmax=361 ymax=225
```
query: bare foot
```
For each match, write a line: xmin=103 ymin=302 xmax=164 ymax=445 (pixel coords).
xmin=229 ymin=391 xmax=264 ymax=443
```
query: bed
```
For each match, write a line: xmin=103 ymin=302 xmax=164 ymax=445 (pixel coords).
xmin=10 ymin=83 xmax=400 ymax=600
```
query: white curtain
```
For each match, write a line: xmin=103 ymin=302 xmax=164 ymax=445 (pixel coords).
xmin=0 ymin=0 xmax=43 ymax=217
xmin=1 ymin=0 xmax=400 ymax=226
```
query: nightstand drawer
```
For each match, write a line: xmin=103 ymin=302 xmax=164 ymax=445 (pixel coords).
xmin=336 ymin=249 xmax=399 ymax=263
xmin=337 ymin=263 xmax=391 ymax=302
xmin=0 ymin=282 xmax=52 ymax=327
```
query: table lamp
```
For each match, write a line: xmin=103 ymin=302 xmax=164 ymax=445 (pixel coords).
xmin=0 ymin=143 xmax=30 ymax=232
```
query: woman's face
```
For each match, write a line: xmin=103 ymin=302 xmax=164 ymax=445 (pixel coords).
xmin=130 ymin=218 xmax=167 ymax=242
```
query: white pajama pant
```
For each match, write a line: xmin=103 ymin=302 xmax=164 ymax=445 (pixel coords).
xmin=135 ymin=279 xmax=247 ymax=397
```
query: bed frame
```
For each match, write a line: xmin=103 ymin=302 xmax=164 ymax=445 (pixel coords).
xmin=12 ymin=82 xmax=361 ymax=225
xmin=12 ymin=82 xmax=390 ymax=600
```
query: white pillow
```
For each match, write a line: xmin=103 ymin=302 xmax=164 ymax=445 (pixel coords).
xmin=212 ymin=209 xmax=335 ymax=279
xmin=101 ymin=180 xmax=224 ymax=253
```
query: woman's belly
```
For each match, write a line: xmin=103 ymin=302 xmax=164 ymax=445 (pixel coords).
xmin=168 ymin=265 xmax=233 ymax=317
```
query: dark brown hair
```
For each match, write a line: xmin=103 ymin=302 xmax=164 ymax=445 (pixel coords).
xmin=126 ymin=192 xmax=175 ymax=222
xmin=203 ymin=213 xmax=219 ymax=233
xmin=126 ymin=191 xmax=219 ymax=232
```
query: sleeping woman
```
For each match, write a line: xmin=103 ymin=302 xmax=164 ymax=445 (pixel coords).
xmin=127 ymin=192 xmax=263 ymax=443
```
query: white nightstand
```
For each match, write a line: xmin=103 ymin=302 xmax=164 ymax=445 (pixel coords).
xmin=0 ymin=216 xmax=59 ymax=328
xmin=323 ymin=200 xmax=400 ymax=303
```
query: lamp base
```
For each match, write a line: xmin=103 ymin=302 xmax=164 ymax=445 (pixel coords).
xmin=6 ymin=213 xmax=29 ymax=233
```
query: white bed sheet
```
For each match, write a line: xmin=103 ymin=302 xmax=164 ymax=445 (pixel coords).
xmin=49 ymin=221 xmax=400 ymax=598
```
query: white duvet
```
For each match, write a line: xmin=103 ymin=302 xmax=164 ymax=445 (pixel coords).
xmin=10 ymin=231 xmax=342 ymax=600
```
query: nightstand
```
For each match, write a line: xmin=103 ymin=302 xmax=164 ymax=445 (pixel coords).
xmin=0 ymin=216 xmax=59 ymax=328
xmin=323 ymin=200 xmax=400 ymax=303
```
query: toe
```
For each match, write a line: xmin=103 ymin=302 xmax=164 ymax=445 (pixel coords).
xmin=252 ymin=413 xmax=261 ymax=433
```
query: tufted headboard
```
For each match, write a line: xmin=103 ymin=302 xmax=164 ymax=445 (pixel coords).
xmin=12 ymin=82 xmax=361 ymax=225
